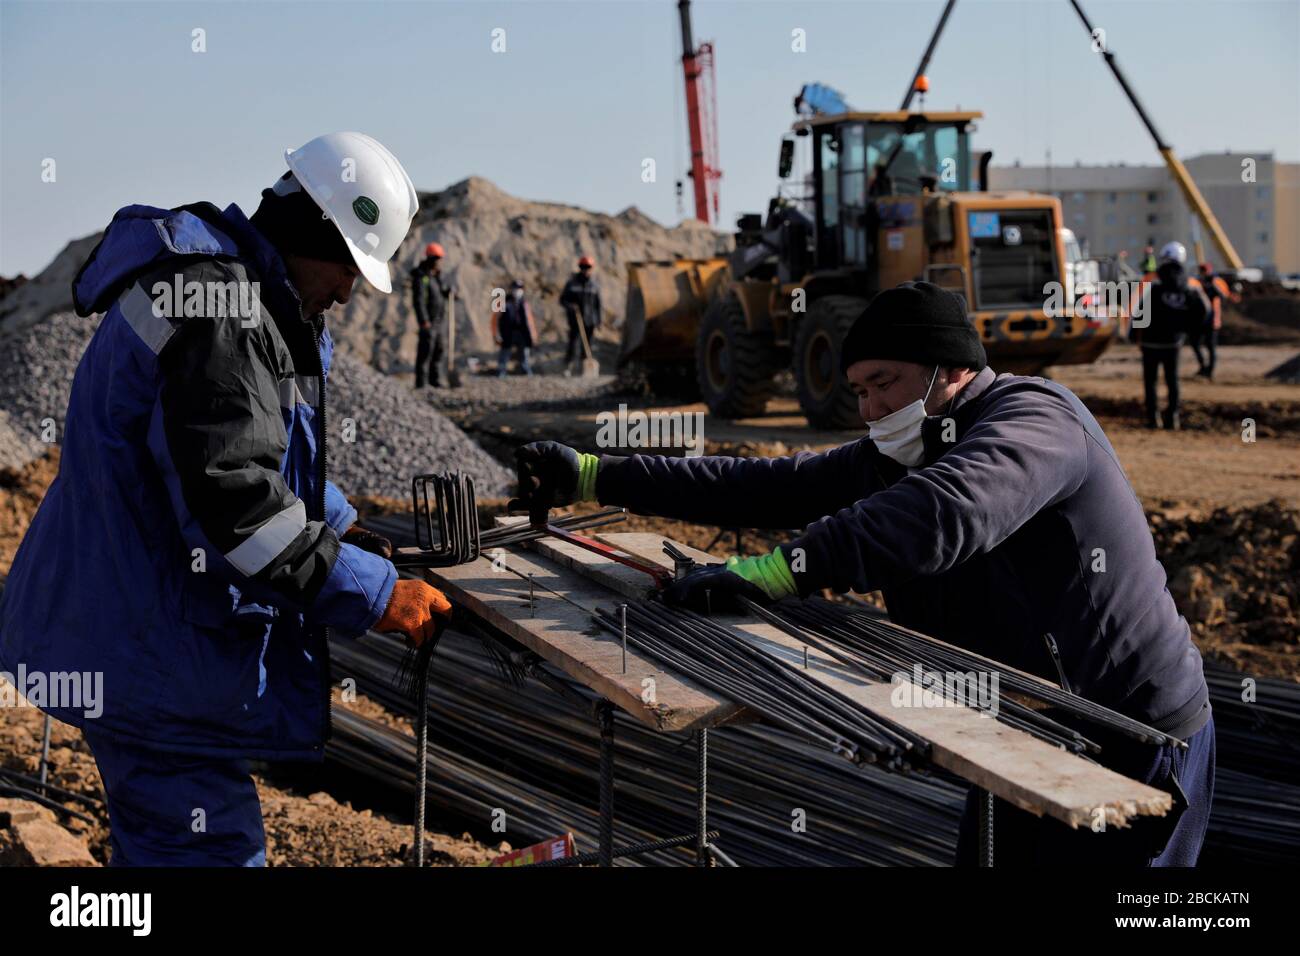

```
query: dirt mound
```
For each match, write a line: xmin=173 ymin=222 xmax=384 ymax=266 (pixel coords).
xmin=331 ymin=176 xmax=727 ymax=371
xmin=0 ymin=178 xmax=728 ymax=377
xmin=1219 ymin=287 xmax=1300 ymax=345
xmin=1266 ymin=352 xmax=1300 ymax=383
xmin=1151 ymin=500 xmax=1299 ymax=678
xmin=0 ymin=235 xmax=99 ymax=338
xmin=1077 ymin=392 xmax=1300 ymax=436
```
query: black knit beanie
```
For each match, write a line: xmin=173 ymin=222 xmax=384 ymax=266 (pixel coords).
xmin=839 ymin=281 xmax=987 ymax=373
xmin=249 ymin=172 xmax=354 ymax=265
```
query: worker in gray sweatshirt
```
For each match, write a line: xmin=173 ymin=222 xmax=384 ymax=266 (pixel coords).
xmin=514 ymin=281 xmax=1214 ymax=866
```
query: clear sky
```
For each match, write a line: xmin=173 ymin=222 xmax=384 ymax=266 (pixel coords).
xmin=2 ymin=0 xmax=1297 ymax=277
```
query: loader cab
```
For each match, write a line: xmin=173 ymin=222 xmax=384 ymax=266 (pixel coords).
xmin=797 ymin=111 xmax=980 ymax=273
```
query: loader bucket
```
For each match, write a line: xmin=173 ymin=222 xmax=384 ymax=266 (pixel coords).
xmin=619 ymin=258 xmax=730 ymax=366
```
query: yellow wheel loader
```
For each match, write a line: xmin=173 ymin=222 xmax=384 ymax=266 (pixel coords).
xmin=620 ymin=109 xmax=1116 ymax=428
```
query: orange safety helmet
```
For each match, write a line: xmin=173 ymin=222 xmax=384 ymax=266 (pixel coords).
xmin=425 ymin=242 xmax=445 ymax=259
xmin=578 ymin=255 xmax=595 ymax=268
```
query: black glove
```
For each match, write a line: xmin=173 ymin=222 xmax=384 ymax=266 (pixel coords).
xmin=662 ymin=562 xmax=768 ymax=614
xmin=511 ymin=441 xmax=581 ymax=515
xmin=341 ymin=524 xmax=393 ymax=559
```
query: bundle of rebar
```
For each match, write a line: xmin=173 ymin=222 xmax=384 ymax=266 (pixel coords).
xmin=1204 ymin=663 xmax=1300 ymax=785
xmin=327 ymin=631 xmax=966 ymax=865
xmin=767 ymin=597 xmax=1181 ymax=751
xmin=1201 ymin=662 xmax=1300 ymax=865
xmin=592 ymin=601 xmax=930 ymax=771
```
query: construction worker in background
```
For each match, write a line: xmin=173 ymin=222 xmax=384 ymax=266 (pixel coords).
xmin=411 ymin=241 xmax=454 ymax=388
xmin=493 ymin=279 xmax=539 ymax=377
xmin=559 ymin=255 xmax=602 ymax=376
xmin=1192 ymin=262 xmax=1230 ymax=379
xmin=0 ymin=132 xmax=454 ymax=866
xmin=1140 ymin=244 xmax=1159 ymax=274
xmin=514 ymin=280 xmax=1215 ymax=866
xmin=1132 ymin=242 xmax=1208 ymax=430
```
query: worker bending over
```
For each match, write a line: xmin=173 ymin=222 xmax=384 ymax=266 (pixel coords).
xmin=515 ymin=281 xmax=1215 ymax=866
xmin=0 ymin=133 xmax=453 ymax=865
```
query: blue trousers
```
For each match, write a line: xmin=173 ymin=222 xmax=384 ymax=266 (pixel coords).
xmin=498 ymin=345 xmax=532 ymax=376
xmin=82 ymin=726 xmax=266 ymax=866
xmin=956 ymin=715 xmax=1216 ymax=866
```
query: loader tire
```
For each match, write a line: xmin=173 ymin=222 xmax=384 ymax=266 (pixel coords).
xmin=793 ymin=295 xmax=866 ymax=429
xmin=696 ymin=293 xmax=779 ymax=419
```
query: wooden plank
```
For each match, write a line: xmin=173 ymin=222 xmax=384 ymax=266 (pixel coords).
xmin=426 ymin=548 xmax=746 ymax=734
xmin=528 ymin=530 xmax=1173 ymax=829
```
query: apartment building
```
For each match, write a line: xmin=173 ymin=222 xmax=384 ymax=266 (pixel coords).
xmin=988 ymin=152 xmax=1297 ymax=275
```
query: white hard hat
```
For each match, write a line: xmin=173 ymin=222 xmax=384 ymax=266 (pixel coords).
xmin=1158 ymin=241 xmax=1187 ymax=266
xmin=284 ymin=132 xmax=418 ymax=293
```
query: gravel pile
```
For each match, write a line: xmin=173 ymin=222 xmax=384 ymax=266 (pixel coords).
xmin=0 ymin=409 xmax=46 ymax=473
xmin=325 ymin=352 xmax=511 ymax=499
xmin=0 ymin=311 xmax=99 ymax=465
xmin=0 ymin=311 xmax=511 ymax=501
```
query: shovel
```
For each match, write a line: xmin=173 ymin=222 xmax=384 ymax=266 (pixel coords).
xmin=574 ymin=309 xmax=600 ymax=379
xmin=445 ymin=290 xmax=462 ymax=387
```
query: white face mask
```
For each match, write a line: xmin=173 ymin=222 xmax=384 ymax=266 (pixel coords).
xmin=866 ymin=366 xmax=940 ymax=467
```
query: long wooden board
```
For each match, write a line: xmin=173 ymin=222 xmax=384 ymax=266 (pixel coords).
xmin=527 ymin=530 xmax=1173 ymax=829
xmin=426 ymin=547 xmax=747 ymax=733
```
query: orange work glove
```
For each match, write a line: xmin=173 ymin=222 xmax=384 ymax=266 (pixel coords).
xmin=375 ymin=579 xmax=452 ymax=646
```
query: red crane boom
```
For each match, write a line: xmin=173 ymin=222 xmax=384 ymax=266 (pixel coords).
xmin=678 ymin=0 xmax=720 ymax=224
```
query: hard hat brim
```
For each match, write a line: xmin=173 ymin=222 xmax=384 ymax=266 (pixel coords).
xmin=345 ymin=237 xmax=393 ymax=293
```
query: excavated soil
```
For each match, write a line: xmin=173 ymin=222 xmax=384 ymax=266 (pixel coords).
xmin=0 ymin=683 xmax=499 ymax=867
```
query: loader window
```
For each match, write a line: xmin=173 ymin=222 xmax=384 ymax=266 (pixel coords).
xmin=866 ymin=123 xmax=970 ymax=195
xmin=840 ymin=124 xmax=868 ymax=266
xmin=815 ymin=128 xmax=841 ymax=267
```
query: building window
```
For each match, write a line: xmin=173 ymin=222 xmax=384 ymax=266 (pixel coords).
xmin=1256 ymin=209 xmax=1268 ymax=222
xmin=1258 ymin=186 xmax=1272 ymax=200
xmin=1258 ymin=232 xmax=1270 ymax=243
xmin=1105 ymin=213 xmax=1117 ymax=226
xmin=1072 ymin=191 xmax=1086 ymax=203
xmin=1147 ymin=191 xmax=1159 ymax=202
xmin=1074 ymin=213 xmax=1086 ymax=225
xmin=1147 ymin=214 xmax=1159 ymax=225
xmin=1107 ymin=192 xmax=1118 ymax=203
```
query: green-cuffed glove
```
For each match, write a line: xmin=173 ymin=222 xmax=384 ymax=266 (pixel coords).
xmin=576 ymin=452 xmax=599 ymax=502
xmin=725 ymin=550 xmax=798 ymax=599
xmin=663 ymin=548 xmax=797 ymax=613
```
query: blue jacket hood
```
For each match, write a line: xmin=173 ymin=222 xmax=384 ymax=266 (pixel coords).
xmin=72 ymin=202 xmax=296 ymax=319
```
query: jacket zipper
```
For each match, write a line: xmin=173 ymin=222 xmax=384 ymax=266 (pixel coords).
xmin=312 ymin=316 xmax=332 ymax=751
